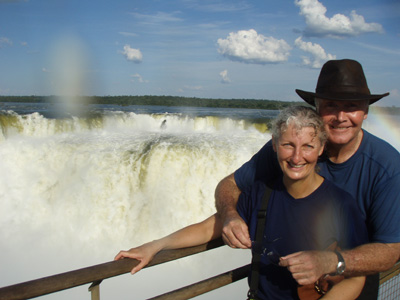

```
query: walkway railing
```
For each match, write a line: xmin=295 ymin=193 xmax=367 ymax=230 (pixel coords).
xmin=0 ymin=237 xmax=399 ymax=300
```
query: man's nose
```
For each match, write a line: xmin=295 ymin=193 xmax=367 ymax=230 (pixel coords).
xmin=336 ymin=110 xmax=346 ymax=122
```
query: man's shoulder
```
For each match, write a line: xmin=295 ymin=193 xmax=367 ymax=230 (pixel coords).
xmin=361 ymin=130 xmax=400 ymax=164
xmin=363 ymin=130 xmax=400 ymax=156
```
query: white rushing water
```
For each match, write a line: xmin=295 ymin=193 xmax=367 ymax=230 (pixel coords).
xmin=0 ymin=108 xmax=269 ymax=299
xmin=0 ymin=106 xmax=399 ymax=299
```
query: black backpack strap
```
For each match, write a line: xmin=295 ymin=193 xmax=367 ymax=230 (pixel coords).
xmin=247 ymin=185 xmax=273 ymax=300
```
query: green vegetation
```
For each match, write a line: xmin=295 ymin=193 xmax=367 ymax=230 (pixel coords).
xmin=0 ymin=95 xmax=399 ymax=114
xmin=0 ymin=95 xmax=301 ymax=110
xmin=95 ymin=95 xmax=303 ymax=110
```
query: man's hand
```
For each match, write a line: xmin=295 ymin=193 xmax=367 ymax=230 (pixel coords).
xmin=279 ymin=251 xmax=337 ymax=285
xmin=221 ymin=210 xmax=251 ymax=249
xmin=215 ymin=173 xmax=251 ymax=248
xmin=280 ymin=242 xmax=400 ymax=285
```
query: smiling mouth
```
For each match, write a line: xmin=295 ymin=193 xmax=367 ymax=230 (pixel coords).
xmin=288 ymin=162 xmax=306 ymax=168
xmin=330 ymin=126 xmax=351 ymax=130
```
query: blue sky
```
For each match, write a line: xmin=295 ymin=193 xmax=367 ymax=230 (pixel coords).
xmin=0 ymin=0 xmax=399 ymax=106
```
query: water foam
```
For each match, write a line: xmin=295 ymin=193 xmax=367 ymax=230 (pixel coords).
xmin=2 ymin=109 xmax=398 ymax=299
xmin=0 ymin=110 xmax=269 ymax=140
xmin=0 ymin=110 xmax=267 ymax=298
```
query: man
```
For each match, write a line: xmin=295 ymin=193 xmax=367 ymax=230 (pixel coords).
xmin=215 ymin=59 xmax=400 ymax=299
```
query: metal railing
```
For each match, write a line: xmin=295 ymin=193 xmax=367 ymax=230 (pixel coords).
xmin=0 ymin=238 xmax=241 ymax=300
xmin=0 ymin=237 xmax=399 ymax=300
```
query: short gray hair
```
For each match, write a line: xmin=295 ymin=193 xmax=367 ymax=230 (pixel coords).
xmin=271 ymin=106 xmax=327 ymax=146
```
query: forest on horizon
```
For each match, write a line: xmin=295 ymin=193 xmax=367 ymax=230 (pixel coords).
xmin=0 ymin=95 xmax=399 ymax=114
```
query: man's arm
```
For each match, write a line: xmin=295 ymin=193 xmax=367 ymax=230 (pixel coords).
xmin=280 ymin=242 xmax=400 ymax=285
xmin=215 ymin=173 xmax=251 ymax=249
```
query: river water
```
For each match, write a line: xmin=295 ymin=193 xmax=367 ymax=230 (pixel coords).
xmin=0 ymin=102 xmax=399 ymax=299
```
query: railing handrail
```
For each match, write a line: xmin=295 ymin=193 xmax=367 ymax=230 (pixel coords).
xmin=0 ymin=238 xmax=225 ymax=300
xmin=0 ymin=237 xmax=399 ymax=300
xmin=148 ymin=264 xmax=251 ymax=300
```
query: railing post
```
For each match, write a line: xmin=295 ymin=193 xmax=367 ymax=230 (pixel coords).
xmin=88 ymin=280 xmax=102 ymax=300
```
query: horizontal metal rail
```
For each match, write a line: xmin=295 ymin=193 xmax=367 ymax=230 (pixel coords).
xmin=148 ymin=264 xmax=251 ymax=300
xmin=0 ymin=238 xmax=225 ymax=300
xmin=1 ymin=236 xmax=399 ymax=300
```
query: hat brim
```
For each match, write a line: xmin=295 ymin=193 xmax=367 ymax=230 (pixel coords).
xmin=295 ymin=89 xmax=390 ymax=106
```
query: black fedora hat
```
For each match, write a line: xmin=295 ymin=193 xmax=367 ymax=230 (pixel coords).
xmin=296 ymin=59 xmax=389 ymax=106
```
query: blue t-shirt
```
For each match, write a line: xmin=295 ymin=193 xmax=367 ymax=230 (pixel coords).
xmin=235 ymin=130 xmax=400 ymax=243
xmin=237 ymin=178 xmax=368 ymax=300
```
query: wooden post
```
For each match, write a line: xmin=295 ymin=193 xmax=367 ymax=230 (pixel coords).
xmin=88 ymin=280 xmax=102 ymax=300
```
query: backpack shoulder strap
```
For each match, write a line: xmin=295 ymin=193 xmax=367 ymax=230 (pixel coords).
xmin=247 ymin=184 xmax=273 ymax=300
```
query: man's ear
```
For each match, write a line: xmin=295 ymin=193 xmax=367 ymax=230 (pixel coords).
xmin=319 ymin=144 xmax=325 ymax=157
xmin=364 ymin=101 xmax=369 ymax=120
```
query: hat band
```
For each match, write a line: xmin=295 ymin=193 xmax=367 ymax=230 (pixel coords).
xmin=316 ymin=85 xmax=371 ymax=95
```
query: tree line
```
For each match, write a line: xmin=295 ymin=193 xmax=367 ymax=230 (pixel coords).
xmin=0 ymin=95 xmax=300 ymax=110
xmin=0 ymin=95 xmax=398 ymax=114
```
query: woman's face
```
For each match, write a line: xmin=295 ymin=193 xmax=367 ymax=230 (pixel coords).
xmin=273 ymin=124 xmax=324 ymax=183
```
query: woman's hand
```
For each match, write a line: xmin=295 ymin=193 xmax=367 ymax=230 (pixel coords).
xmin=114 ymin=241 xmax=162 ymax=274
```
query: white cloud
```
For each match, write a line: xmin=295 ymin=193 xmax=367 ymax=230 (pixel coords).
xmin=217 ymin=29 xmax=291 ymax=64
xmin=219 ymin=70 xmax=231 ymax=84
xmin=294 ymin=37 xmax=336 ymax=68
xmin=352 ymin=41 xmax=400 ymax=56
xmin=0 ymin=37 xmax=12 ymax=48
xmin=182 ymin=1 xmax=251 ymax=13
xmin=119 ymin=32 xmax=138 ymax=37
xmin=120 ymin=45 xmax=143 ymax=63
xmin=295 ymin=0 xmax=384 ymax=38
xmin=131 ymin=73 xmax=148 ymax=83
xmin=42 ymin=67 xmax=51 ymax=73
xmin=130 ymin=11 xmax=183 ymax=24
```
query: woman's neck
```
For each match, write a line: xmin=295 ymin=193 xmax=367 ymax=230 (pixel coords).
xmin=283 ymin=173 xmax=324 ymax=199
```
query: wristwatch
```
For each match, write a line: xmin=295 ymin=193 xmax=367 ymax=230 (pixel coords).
xmin=334 ymin=250 xmax=346 ymax=275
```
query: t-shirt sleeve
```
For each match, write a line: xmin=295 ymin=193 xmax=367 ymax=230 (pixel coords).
xmin=236 ymin=185 xmax=258 ymax=224
xmin=234 ymin=140 xmax=281 ymax=192
xmin=234 ymin=159 xmax=258 ymax=193
xmin=236 ymin=182 xmax=266 ymax=239
xmin=368 ymin=173 xmax=400 ymax=243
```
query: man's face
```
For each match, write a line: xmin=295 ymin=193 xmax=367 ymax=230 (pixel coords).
xmin=316 ymin=99 xmax=369 ymax=146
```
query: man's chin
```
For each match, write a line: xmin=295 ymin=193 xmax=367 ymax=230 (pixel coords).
xmin=327 ymin=131 xmax=355 ymax=145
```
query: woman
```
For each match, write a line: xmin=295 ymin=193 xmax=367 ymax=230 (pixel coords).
xmin=115 ymin=106 xmax=367 ymax=299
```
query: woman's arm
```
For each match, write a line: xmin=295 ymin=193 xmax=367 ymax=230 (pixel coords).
xmin=114 ymin=213 xmax=222 ymax=274
xmin=322 ymin=276 xmax=365 ymax=300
